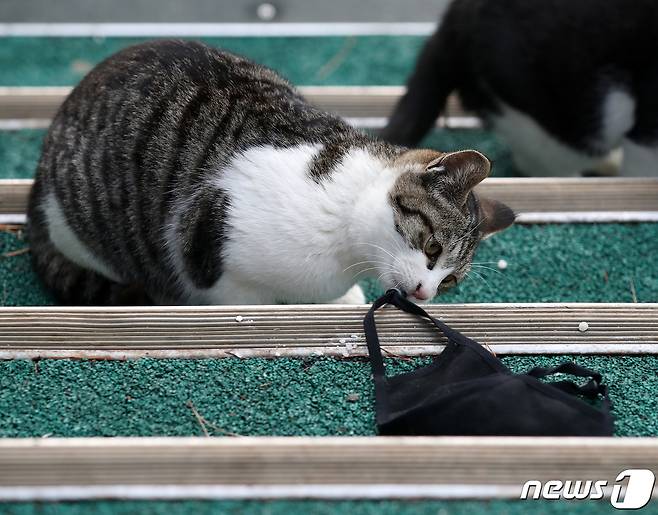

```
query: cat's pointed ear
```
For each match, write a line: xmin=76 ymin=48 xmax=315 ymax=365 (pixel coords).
xmin=476 ymin=194 xmax=516 ymax=239
xmin=423 ymin=150 xmax=491 ymax=207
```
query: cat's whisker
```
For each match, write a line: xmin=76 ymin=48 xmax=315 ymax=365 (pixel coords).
xmin=387 ymin=233 xmax=405 ymax=255
xmin=352 ymin=265 xmax=395 ymax=281
xmin=462 ymin=219 xmax=485 ymax=241
xmin=343 ymin=259 xmax=393 ymax=273
xmin=377 ymin=270 xmax=397 ymax=283
xmin=356 ymin=242 xmax=405 ymax=268
xmin=470 ymin=264 xmax=503 ymax=275
xmin=468 ymin=269 xmax=496 ymax=297
xmin=453 ymin=218 xmax=485 ymax=246
xmin=376 ymin=263 xmax=404 ymax=291
xmin=469 ymin=268 xmax=487 ymax=282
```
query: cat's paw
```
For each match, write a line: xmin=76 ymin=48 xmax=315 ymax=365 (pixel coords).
xmin=331 ymin=284 xmax=366 ymax=304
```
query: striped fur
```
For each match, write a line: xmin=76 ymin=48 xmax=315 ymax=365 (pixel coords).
xmin=28 ymin=40 xmax=513 ymax=305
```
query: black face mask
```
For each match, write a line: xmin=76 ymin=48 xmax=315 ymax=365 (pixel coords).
xmin=364 ymin=289 xmax=614 ymax=436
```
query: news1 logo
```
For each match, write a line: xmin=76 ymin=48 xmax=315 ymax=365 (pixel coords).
xmin=520 ymin=469 xmax=656 ymax=509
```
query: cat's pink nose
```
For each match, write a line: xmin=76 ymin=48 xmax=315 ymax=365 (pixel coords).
xmin=411 ymin=283 xmax=430 ymax=301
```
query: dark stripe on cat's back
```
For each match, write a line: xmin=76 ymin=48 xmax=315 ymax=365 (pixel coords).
xmin=96 ymin=94 xmax=135 ymax=276
xmin=83 ymin=97 xmax=112 ymax=257
xmin=66 ymin=99 xmax=95 ymax=229
xmin=85 ymin=86 xmax=142 ymax=276
xmin=307 ymin=142 xmax=349 ymax=183
xmin=160 ymin=86 xmax=211 ymax=219
xmin=126 ymin=75 xmax=179 ymax=249
xmin=125 ymin=83 xmax=179 ymax=270
xmin=190 ymin=97 xmax=234 ymax=185
xmin=178 ymin=188 xmax=230 ymax=289
xmin=134 ymin=84 xmax=208 ymax=270
xmin=114 ymin=88 xmax=151 ymax=276
xmin=50 ymin=102 xmax=77 ymax=206
xmin=132 ymin=84 xmax=180 ymax=173
xmin=229 ymin=112 xmax=250 ymax=146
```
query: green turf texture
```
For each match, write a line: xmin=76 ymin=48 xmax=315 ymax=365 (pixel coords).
xmin=0 ymin=36 xmax=425 ymax=87
xmin=2 ymin=499 xmax=653 ymax=515
xmin=0 ymin=129 xmax=45 ymax=179
xmin=3 ymin=221 xmax=657 ymax=306
xmin=2 ymin=34 xmax=658 ymax=514
xmin=0 ymin=355 xmax=656 ymax=437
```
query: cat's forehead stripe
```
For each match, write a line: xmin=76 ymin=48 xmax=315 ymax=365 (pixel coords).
xmin=392 ymin=195 xmax=435 ymax=234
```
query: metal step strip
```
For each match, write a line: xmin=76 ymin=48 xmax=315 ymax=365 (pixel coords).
xmin=0 ymin=436 xmax=655 ymax=500
xmin=3 ymin=178 xmax=658 ymax=224
xmin=1 ymin=303 xmax=657 ymax=358
xmin=0 ymin=86 xmax=466 ymax=120
xmin=0 ymin=23 xmax=439 ymax=36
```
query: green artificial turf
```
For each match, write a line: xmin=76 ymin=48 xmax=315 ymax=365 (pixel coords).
xmin=0 ymin=229 xmax=51 ymax=306
xmin=2 ymin=34 xmax=657 ymax=515
xmin=1 ymin=499 xmax=651 ymax=515
xmin=0 ymin=355 xmax=656 ymax=437
xmin=0 ymin=129 xmax=45 ymax=179
xmin=0 ymin=36 xmax=425 ymax=87
xmin=3 ymin=221 xmax=657 ymax=437
xmin=3 ymin=222 xmax=657 ymax=307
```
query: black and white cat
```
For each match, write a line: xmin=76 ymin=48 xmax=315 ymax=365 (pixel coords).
xmin=28 ymin=40 xmax=514 ymax=306
xmin=382 ymin=0 xmax=658 ymax=176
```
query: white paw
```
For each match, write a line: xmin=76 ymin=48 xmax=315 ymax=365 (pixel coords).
xmin=331 ymin=284 xmax=366 ymax=304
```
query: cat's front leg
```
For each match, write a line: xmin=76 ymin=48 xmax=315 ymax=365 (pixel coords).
xmin=203 ymin=274 xmax=275 ymax=305
xmin=330 ymin=284 xmax=366 ymax=305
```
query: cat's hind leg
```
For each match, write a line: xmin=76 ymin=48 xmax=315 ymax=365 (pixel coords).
xmin=621 ymin=139 xmax=658 ymax=176
xmin=491 ymin=102 xmax=602 ymax=176
xmin=26 ymin=181 xmax=150 ymax=305
xmin=27 ymin=220 xmax=149 ymax=305
xmin=381 ymin=26 xmax=459 ymax=147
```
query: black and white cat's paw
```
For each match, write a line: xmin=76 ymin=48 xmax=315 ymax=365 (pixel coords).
xmin=331 ymin=284 xmax=366 ymax=305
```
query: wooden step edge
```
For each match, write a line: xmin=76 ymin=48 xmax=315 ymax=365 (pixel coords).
xmin=3 ymin=178 xmax=658 ymax=222
xmin=0 ymin=303 xmax=656 ymax=358
xmin=0 ymin=436 xmax=655 ymax=501
xmin=0 ymin=86 xmax=470 ymax=121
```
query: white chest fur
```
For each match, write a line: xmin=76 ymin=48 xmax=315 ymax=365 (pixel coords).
xmin=178 ymin=144 xmax=397 ymax=304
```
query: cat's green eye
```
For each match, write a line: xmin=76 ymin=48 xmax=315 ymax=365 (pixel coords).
xmin=441 ymin=275 xmax=457 ymax=289
xmin=424 ymin=236 xmax=443 ymax=260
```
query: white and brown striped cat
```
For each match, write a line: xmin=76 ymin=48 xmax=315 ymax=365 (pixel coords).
xmin=28 ymin=40 xmax=514 ymax=306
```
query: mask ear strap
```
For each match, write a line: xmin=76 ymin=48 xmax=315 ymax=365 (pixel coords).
xmin=527 ymin=362 xmax=609 ymax=399
xmin=527 ymin=362 xmax=602 ymax=382
xmin=363 ymin=289 xmax=399 ymax=379
xmin=384 ymin=289 xmax=463 ymax=341
xmin=364 ymin=289 xmax=464 ymax=381
xmin=528 ymin=364 xmax=614 ymax=430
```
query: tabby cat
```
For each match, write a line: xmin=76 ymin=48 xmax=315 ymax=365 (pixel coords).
xmin=28 ymin=40 xmax=514 ymax=305
xmin=382 ymin=0 xmax=658 ymax=177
